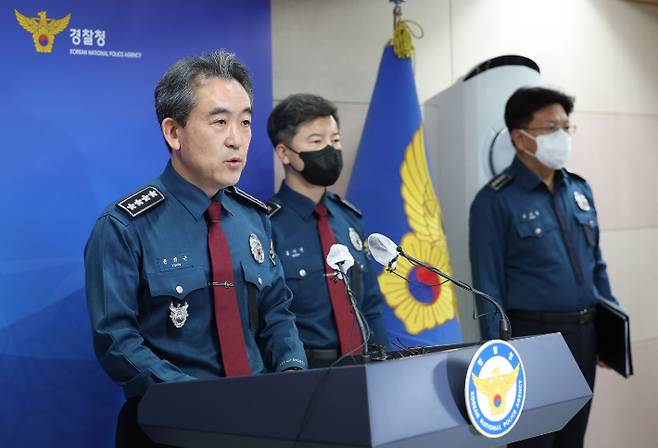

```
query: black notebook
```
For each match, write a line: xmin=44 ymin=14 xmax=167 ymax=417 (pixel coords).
xmin=595 ymin=300 xmax=633 ymax=378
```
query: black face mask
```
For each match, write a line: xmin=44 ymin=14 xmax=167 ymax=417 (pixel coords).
xmin=287 ymin=144 xmax=343 ymax=187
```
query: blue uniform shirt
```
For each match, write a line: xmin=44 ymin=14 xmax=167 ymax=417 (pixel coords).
xmin=84 ymin=162 xmax=307 ymax=398
xmin=469 ymin=156 xmax=616 ymax=339
xmin=268 ymin=182 xmax=390 ymax=350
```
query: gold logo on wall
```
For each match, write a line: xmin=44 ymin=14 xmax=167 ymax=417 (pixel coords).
xmin=15 ymin=9 xmax=71 ymax=54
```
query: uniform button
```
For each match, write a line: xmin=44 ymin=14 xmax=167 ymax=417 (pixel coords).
xmin=175 ymin=285 xmax=184 ymax=294
xmin=534 ymin=227 xmax=542 ymax=236
xmin=589 ymin=220 xmax=594 ymax=226
xmin=299 ymin=269 xmax=307 ymax=278
xmin=257 ymin=276 xmax=263 ymax=285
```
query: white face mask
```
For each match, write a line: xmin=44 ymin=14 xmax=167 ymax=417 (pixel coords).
xmin=520 ymin=128 xmax=572 ymax=169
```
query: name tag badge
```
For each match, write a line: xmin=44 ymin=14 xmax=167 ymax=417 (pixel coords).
xmin=158 ymin=254 xmax=191 ymax=271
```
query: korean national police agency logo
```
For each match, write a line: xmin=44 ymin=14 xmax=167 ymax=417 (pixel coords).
xmin=465 ymin=339 xmax=526 ymax=438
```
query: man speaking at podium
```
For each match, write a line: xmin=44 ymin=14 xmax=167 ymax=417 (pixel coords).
xmin=85 ymin=51 xmax=306 ymax=447
xmin=469 ymin=87 xmax=617 ymax=448
xmin=266 ymin=94 xmax=389 ymax=367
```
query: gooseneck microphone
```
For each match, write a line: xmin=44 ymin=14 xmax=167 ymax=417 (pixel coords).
xmin=367 ymin=231 xmax=400 ymax=271
xmin=367 ymin=233 xmax=511 ymax=340
xmin=326 ymin=244 xmax=370 ymax=351
xmin=326 ymin=243 xmax=355 ymax=274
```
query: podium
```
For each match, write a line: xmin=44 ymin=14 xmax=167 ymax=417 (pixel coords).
xmin=139 ymin=333 xmax=591 ymax=447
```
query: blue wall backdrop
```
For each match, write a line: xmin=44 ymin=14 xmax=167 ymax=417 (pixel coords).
xmin=0 ymin=1 xmax=273 ymax=445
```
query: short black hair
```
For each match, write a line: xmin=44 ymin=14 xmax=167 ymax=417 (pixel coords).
xmin=155 ymin=50 xmax=253 ymax=150
xmin=267 ymin=94 xmax=339 ymax=147
xmin=504 ymin=87 xmax=574 ymax=132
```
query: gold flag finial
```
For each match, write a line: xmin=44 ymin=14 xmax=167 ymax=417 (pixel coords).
xmin=392 ymin=20 xmax=414 ymax=59
xmin=389 ymin=1 xmax=424 ymax=60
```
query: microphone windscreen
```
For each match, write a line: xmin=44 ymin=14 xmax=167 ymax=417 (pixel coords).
xmin=326 ymin=244 xmax=354 ymax=273
xmin=367 ymin=233 xmax=398 ymax=266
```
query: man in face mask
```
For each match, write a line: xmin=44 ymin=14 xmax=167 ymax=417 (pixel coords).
xmin=469 ymin=87 xmax=618 ymax=448
xmin=266 ymin=94 xmax=389 ymax=367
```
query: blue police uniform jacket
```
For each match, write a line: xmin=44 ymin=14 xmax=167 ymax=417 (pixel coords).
xmin=469 ymin=156 xmax=617 ymax=339
xmin=268 ymin=182 xmax=390 ymax=350
xmin=84 ymin=162 xmax=307 ymax=398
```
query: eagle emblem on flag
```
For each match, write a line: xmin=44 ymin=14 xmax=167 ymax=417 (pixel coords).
xmin=378 ymin=127 xmax=459 ymax=334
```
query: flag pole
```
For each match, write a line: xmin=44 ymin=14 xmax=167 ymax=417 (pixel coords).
xmin=389 ymin=0 xmax=405 ymax=29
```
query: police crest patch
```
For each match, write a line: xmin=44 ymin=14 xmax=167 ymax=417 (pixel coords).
xmin=169 ymin=301 xmax=189 ymax=328
xmin=348 ymin=227 xmax=363 ymax=251
xmin=249 ymin=233 xmax=265 ymax=263
xmin=574 ymin=191 xmax=591 ymax=211
xmin=465 ymin=339 xmax=526 ymax=438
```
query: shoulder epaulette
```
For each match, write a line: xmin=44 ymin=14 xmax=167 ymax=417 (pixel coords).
xmin=564 ymin=170 xmax=587 ymax=184
xmin=487 ymin=173 xmax=514 ymax=192
xmin=116 ymin=186 xmax=165 ymax=218
xmin=226 ymin=186 xmax=268 ymax=213
xmin=265 ymin=200 xmax=282 ymax=218
xmin=330 ymin=193 xmax=362 ymax=217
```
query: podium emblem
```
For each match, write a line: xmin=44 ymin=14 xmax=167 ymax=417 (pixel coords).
xmin=465 ymin=339 xmax=526 ymax=438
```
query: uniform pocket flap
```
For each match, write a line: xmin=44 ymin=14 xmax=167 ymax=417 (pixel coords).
xmin=281 ymin=257 xmax=324 ymax=280
xmin=514 ymin=220 xmax=553 ymax=238
xmin=241 ymin=262 xmax=272 ymax=291
xmin=147 ymin=267 xmax=207 ymax=299
xmin=575 ymin=213 xmax=597 ymax=228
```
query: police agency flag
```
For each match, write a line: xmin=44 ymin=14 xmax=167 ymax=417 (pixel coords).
xmin=347 ymin=42 xmax=462 ymax=347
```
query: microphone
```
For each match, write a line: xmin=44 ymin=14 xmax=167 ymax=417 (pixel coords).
xmin=366 ymin=233 xmax=398 ymax=271
xmin=366 ymin=233 xmax=512 ymax=341
xmin=326 ymin=244 xmax=369 ymax=352
xmin=326 ymin=244 xmax=355 ymax=275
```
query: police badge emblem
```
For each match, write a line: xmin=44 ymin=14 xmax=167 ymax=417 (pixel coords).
xmin=169 ymin=301 xmax=189 ymax=328
xmin=249 ymin=233 xmax=265 ymax=263
xmin=465 ymin=339 xmax=526 ymax=438
xmin=348 ymin=227 xmax=363 ymax=251
xmin=574 ymin=191 xmax=591 ymax=211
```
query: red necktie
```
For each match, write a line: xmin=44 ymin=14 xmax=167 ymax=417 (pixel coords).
xmin=205 ymin=202 xmax=251 ymax=377
xmin=314 ymin=203 xmax=363 ymax=355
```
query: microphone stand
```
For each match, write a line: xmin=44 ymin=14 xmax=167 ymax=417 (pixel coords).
xmin=335 ymin=262 xmax=370 ymax=357
xmin=396 ymin=247 xmax=512 ymax=341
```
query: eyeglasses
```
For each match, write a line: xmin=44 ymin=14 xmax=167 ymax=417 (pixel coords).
xmin=524 ymin=125 xmax=577 ymax=136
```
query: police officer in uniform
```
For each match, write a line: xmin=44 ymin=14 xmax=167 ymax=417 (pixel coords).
xmin=469 ymin=87 xmax=617 ymax=448
xmin=266 ymin=94 xmax=389 ymax=368
xmin=85 ymin=51 xmax=306 ymax=448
